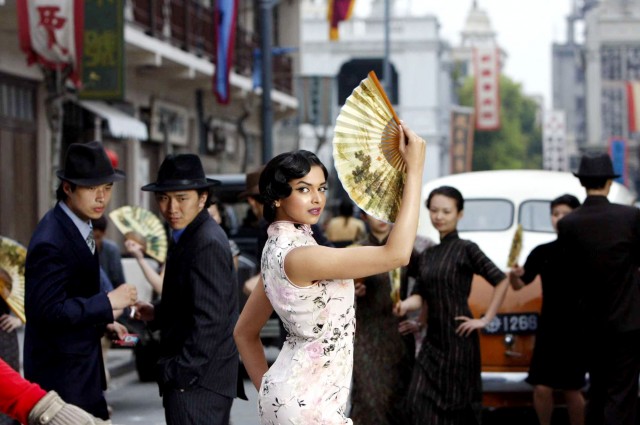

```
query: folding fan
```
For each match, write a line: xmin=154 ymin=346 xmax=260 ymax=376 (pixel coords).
xmin=109 ymin=206 xmax=168 ymax=263
xmin=333 ymin=71 xmax=404 ymax=223
xmin=0 ymin=236 xmax=27 ymax=323
xmin=507 ymin=224 xmax=523 ymax=267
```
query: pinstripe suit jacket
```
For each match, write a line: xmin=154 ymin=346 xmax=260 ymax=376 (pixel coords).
xmin=154 ymin=208 xmax=239 ymax=398
xmin=24 ymin=203 xmax=114 ymax=420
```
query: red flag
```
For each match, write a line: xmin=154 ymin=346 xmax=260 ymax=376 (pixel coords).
xmin=474 ymin=47 xmax=501 ymax=131
xmin=16 ymin=0 xmax=84 ymax=86
xmin=328 ymin=0 xmax=355 ymax=41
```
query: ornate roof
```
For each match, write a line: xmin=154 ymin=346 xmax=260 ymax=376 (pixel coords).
xmin=461 ymin=1 xmax=496 ymax=44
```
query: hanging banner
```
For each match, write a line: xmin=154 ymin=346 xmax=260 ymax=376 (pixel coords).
xmin=17 ymin=0 xmax=84 ymax=86
xmin=474 ymin=47 xmax=501 ymax=131
xmin=214 ymin=0 xmax=239 ymax=104
xmin=328 ymin=0 xmax=355 ymax=41
xmin=626 ymin=81 xmax=640 ymax=133
xmin=449 ymin=106 xmax=475 ymax=174
xmin=608 ymin=137 xmax=627 ymax=186
xmin=79 ymin=0 xmax=124 ymax=100
xmin=542 ymin=110 xmax=568 ymax=171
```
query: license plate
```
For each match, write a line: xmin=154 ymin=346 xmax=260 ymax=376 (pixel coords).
xmin=482 ymin=313 xmax=539 ymax=335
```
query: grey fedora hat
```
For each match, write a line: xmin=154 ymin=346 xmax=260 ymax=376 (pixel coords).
xmin=573 ymin=153 xmax=620 ymax=179
xmin=56 ymin=141 xmax=126 ymax=186
xmin=141 ymin=153 xmax=220 ymax=192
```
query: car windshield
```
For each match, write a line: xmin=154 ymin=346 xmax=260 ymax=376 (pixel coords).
xmin=519 ymin=200 xmax=554 ymax=233
xmin=457 ymin=199 xmax=514 ymax=231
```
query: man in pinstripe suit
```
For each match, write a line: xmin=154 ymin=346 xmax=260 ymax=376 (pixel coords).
xmin=134 ymin=154 xmax=238 ymax=424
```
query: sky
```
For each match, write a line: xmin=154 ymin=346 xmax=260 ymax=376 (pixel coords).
xmin=354 ymin=0 xmax=575 ymax=107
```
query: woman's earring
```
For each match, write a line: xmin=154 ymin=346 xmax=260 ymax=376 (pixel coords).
xmin=274 ymin=201 xmax=280 ymax=208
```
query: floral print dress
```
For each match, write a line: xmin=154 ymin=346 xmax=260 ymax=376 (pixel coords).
xmin=259 ymin=221 xmax=355 ymax=425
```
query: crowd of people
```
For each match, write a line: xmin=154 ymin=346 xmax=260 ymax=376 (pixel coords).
xmin=0 ymin=132 xmax=638 ymax=425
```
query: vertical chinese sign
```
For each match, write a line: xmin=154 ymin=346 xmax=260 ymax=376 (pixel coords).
xmin=474 ymin=47 xmax=500 ymax=131
xmin=449 ymin=107 xmax=475 ymax=174
xmin=542 ymin=110 xmax=568 ymax=171
xmin=79 ymin=0 xmax=124 ymax=100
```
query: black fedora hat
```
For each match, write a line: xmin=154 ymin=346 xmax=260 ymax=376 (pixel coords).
xmin=56 ymin=141 xmax=126 ymax=186
xmin=573 ymin=153 xmax=620 ymax=179
xmin=141 ymin=154 xmax=220 ymax=192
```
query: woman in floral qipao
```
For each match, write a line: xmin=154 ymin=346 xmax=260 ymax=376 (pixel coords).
xmin=234 ymin=122 xmax=426 ymax=425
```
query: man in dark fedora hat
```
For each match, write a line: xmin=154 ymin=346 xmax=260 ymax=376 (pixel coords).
xmin=24 ymin=141 xmax=138 ymax=421
xmin=558 ymin=152 xmax=640 ymax=425
xmin=133 ymin=154 xmax=239 ymax=425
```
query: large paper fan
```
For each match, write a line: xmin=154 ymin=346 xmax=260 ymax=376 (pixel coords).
xmin=333 ymin=71 xmax=404 ymax=222
xmin=0 ymin=236 xmax=27 ymax=323
xmin=109 ymin=206 xmax=168 ymax=263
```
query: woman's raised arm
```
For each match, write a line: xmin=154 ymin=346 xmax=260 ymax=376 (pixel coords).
xmin=285 ymin=122 xmax=426 ymax=285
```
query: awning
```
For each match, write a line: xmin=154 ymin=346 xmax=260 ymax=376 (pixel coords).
xmin=80 ymin=100 xmax=148 ymax=140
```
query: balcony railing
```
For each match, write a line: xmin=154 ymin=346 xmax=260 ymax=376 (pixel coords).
xmin=129 ymin=0 xmax=293 ymax=95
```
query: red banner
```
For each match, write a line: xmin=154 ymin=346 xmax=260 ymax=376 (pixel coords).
xmin=626 ymin=81 xmax=640 ymax=133
xmin=474 ymin=47 xmax=500 ymax=131
xmin=214 ymin=0 xmax=238 ymax=104
xmin=328 ymin=0 xmax=355 ymax=41
xmin=17 ymin=0 xmax=84 ymax=86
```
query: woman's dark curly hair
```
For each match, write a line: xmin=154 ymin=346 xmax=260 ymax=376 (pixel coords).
xmin=259 ymin=150 xmax=328 ymax=223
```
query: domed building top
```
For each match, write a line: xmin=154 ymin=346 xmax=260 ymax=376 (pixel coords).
xmin=461 ymin=1 xmax=497 ymax=46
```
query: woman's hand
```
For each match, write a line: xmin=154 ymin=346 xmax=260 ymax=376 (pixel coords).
xmin=124 ymin=239 xmax=145 ymax=260
xmin=398 ymin=122 xmax=427 ymax=173
xmin=394 ymin=300 xmax=407 ymax=317
xmin=508 ymin=266 xmax=525 ymax=290
xmin=0 ymin=314 xmax=22 ymax=332
xmin=454 ymin=316 xmax=487 ymax=337
xmin=398 ymin=319 xmax=421 ymax=335
xmin=106 ymin=321 xmax=128 ymax=340
xmin=354 ymin=280 xmax=366 ymax=297
xmin=510 ymin=265 xmax=524 ymax=277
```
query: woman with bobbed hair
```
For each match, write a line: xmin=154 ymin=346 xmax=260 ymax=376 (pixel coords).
xmin=234 ymin=123 xmax=426 ymax=424
xmin=509 ymin=194 xmax=585 ymax=425
xmin=396 ymin=185 xmax=509 ymax=425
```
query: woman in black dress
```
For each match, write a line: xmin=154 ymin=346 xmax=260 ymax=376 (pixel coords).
xmin=509 ymin=194 xmax=585 ymax=425
xmin=396 ymin=186 xmax=509 ymax=425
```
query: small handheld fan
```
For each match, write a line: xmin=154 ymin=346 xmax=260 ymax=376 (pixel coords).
xmin=0 ymin=236 xmax=27 ymax=323
xmin=333 ymin=71 xmax=404 ymax=223
xmin=109 ymin=206 xmax=168 ymax=263
xmin=507 ymin=224 xmax=523 ymax=268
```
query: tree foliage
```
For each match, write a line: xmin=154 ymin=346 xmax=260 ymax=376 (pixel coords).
xmin=458 ymin=75 xmax=542 ymax=171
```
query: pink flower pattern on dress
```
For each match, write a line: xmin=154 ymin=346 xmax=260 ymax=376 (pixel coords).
xmin=258 ymin=221 xmax=355 ymax=425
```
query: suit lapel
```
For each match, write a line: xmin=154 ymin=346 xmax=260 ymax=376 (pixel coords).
xmin=53 ymin=204 xmax=97 ymax=263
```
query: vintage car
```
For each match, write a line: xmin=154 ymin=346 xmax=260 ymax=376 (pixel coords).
xmin=416 ymin=169 xmax=636 ymax=409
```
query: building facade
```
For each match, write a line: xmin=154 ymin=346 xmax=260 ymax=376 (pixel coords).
xmin=0 ymin=0 xmax=300 ymax=245
xmin=298 ymin=0 xmax=452 ymax=185
xmin=553 ymin=0 xmax=640 ymax=189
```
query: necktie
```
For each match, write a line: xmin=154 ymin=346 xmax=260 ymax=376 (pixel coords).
xmin=86 ymin=229 xmax=96 ymax=254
